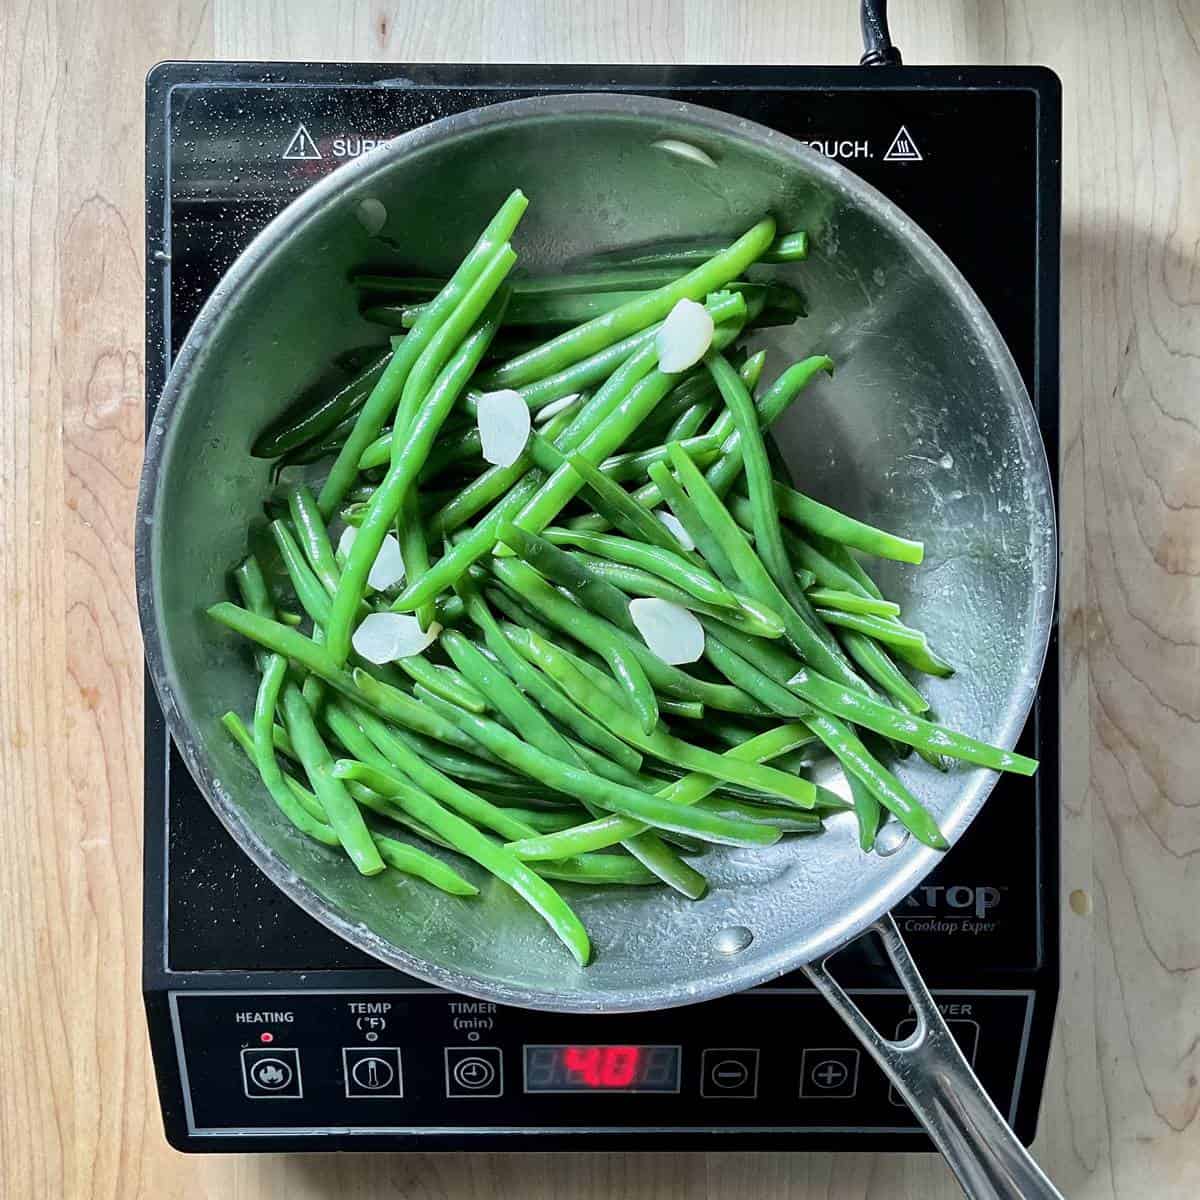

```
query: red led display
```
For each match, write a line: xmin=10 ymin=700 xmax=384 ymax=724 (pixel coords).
xmin=523 ymin=1044 xmax=680 ymax=1093
xmin=562 ymin=1045 xmax=640 ymax=1087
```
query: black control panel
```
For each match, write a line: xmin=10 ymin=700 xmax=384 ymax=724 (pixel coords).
xmin=171 ymin=988 xmax=1034 ymax=1137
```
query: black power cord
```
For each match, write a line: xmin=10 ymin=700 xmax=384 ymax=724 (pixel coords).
xmin=860 ymin=0 xmax=903 ymax=66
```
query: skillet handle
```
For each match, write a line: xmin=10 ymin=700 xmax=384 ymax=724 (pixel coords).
xmin=803 ymin=912 xmax=1063 ymax=1200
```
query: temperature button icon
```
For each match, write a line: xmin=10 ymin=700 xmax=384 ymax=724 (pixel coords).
xmin=343 ymin=1047 xmax=403 ymax=1099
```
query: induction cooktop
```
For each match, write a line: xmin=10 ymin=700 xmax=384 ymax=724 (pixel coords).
xmin=143 ymin=61 xmax=1060 ymax=1153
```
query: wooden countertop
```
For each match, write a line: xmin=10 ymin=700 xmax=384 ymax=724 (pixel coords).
xmin=2 ymin=1 xmax=1196 ymax=1195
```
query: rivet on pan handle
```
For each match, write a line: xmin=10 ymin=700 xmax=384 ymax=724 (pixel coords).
xmin=803 ymin=913 xmax=1063 ymax=1200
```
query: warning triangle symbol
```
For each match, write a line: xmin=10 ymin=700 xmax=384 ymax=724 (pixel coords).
xmin=282 ymin=123 xmax=322 ymax=161
xmin=883 ymin=125 xmax=922 ymax=163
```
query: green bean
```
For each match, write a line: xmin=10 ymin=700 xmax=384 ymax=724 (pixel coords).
xmin=801 ymin=712 xmax=948 ymax=850
xmin=224 ymin=708 xmax=481 ymax=888
xmin=442 ymin=630 xmax=583 ymax=762
xmin=287 ymin=485 xmax=341 ymax=595
xmin=327 ymin=260 xmax=514 ymax=659
xmin=666 ymin=445 xmax=868 ymax=693
xmin=768 ymin=515 xmax=873 ymax=595
xmin=541 ymin=528 xmax=737 ymax=609
xmin=498 ymin=807 xmax=592 ymax=833
xmin=665 ymin=401 xmax=714 ymax=443
xmin=574 ymin=554 xmax=784 ymax=639
xmin=689 ymin=625 xmax=950 ymax=846
xmin=492 ymin=542 xmax=657 ymax=729
xmin=646 ymin=459 xmax=739 ymax=585
xmin=806 ymin=587 xmax=900 ymax=618
xmin=846 ymin=773 xmax=884 ymax=853
xmin=533 ymin=856 xmax=660 ymax=886
xmin=270 ymin=520 xmax=332 ymax=625
xmin=333 ymin=757 xmax=590 ymax=965
xmin=459 ymin=585 xmax=643 ymax=772
xmin=396 ymin=487 xmax=435 ymax=631
xmin=598 ymin=433 xmax=724 ymax=483
xmin=570 ymin=350 xmax=771 ymax=523
xmin=482 ymin=584 xmax=557 ymax=640
xmin=500 ymin=292 xmax=748 ymax=545
xmin=221 ymin=710 xmax=296 ymax=764
xmin=371 ymin=396 xmax=583 ymax=477
xmin=278 ymin=683 xmax=385 ymax=874
xmin=327 ymin=702 xmax=528 ymax=792
xmin=488 ymin=558 xmax=764 ymax=715
xmin=704 ymin=351 xmax=860 ymax=685
xmin=316 ymin=190 xmax=527 ymax=516
xmin=783 ymin=658 xmax=1036 ymax=774
xmin=470 ymin=326 xmax=661 ymax=417
xmin=772 ymin=482 xmax=924 ymax=564
xmin=373 ymin=837 xmax=482 ymax=895
xmin=750 ymin=280 xmax=810 ymax=326
xmin=511 ymin=628 xmax=816 ymax=807
xmin=206 ymin=602 xmax=484 ymax=755
xmin=695 ymin=796 xmax=823 ymax=834
xmin=244 ymin=659 xmax=342 ymax=844
xmin=253 ymin=349 xmax=391 ymax=459
xmin=277 ymin=407 xmax=365 ymax=465
xmin=811 ymin=532 xmax=886 ymax=599
xmin=235 ymin=559 xmax=348 ymax=846
xmin=390 ymin=269 xmax=515 ymax=474
xmin=577 ymin=228 xmax=808 ymax=270
xmin=624 ymin=368 xmax=724 ymax=450
xmin=360 ymin=425 xmax=465 ymax=473
xmin=330 ymin=696 xmax=539 ymax=842
xmin=319 ymin=702 xmax=502 ymax=845
xmin=698 ymin=625 xmax=811 ymax=721
xmin=841 ymin=631 xmax=931 ymax=715
xmin=409 ymin=290 xmax=743 ymax=607
xmin=580 ymin=354 xmax=830 ymax=534
xmin=506 ymin=722 xmax=813 ymax=859
xmin=389 ymin=653 xmax=489 ymax=713
xmin=356 ymin=266 xmax=709 ymax=299
xmin=426 ymin=404 xmax=577 ymax=538
xmin=813 ymin=608 xmax=954 ymax=678
xmin=480 ymin=217 xmax=776 ymax=388
xmin=659 ymin=699 xmax=704 ymax=720
xmin=496 ymin=523 xmax=634 ymax=633
xmin=413 ymin=685 xmax=778 ymax=848
xmin=401 ymin=288 xmax=658 ymax=330
xmin=563 ymin=454 xmax=698 ymax=556
xmin=440 ymin=628 xmax=704 ymax=897
xmin=318 ymin=202 xmax=525 ymax=513
xmin=702 ymin=356 xmax=836 ymax=499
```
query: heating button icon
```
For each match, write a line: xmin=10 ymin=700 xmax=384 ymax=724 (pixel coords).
xmin=241 ymin=1047 xmax=303 ymax=1099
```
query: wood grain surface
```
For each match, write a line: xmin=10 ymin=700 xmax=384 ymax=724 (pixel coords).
xmin=1 ymin=1 xmax=1197 ymax=1196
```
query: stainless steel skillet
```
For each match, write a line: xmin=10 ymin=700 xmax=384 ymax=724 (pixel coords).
xmin=136 ymin=94 xmax=1059 ymax=1196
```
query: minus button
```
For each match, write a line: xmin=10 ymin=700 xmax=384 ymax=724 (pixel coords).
xmin=700 ymin=1048 xmax=759 ymax=1098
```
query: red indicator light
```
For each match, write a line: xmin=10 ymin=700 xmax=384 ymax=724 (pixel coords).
xmin=259 ymin=1031 xmax=274 ymax=1044
xmin=563 ymin=1045 xmax=640 ymax=1088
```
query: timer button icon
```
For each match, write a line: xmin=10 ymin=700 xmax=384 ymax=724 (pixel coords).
xmin=445 ymin=1047 xmax=504 ymax=1098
